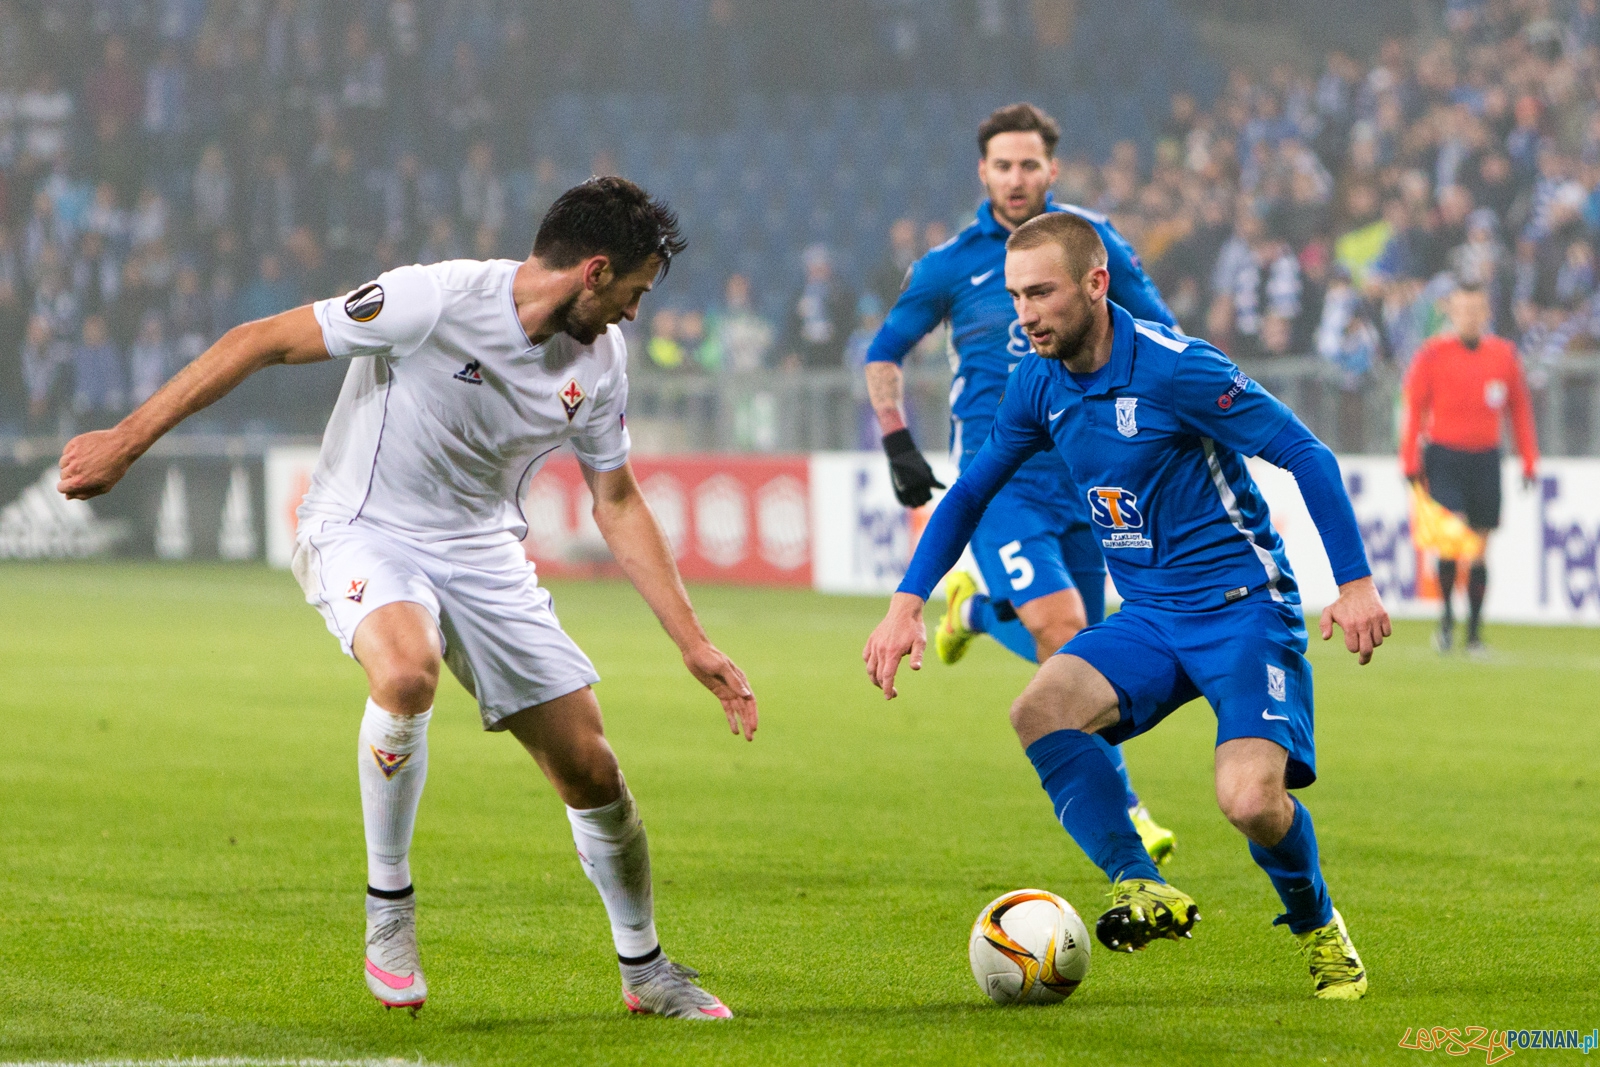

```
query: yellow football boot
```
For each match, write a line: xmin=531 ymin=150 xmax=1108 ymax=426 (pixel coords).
xmin=935 ymin=571 xmax=980 ymax=665
xmin=1096 ymin=878 xmax=1200 ymax=952
xmin=1130 ymin=805 xmax=1177 ymax=866
xmin=1296 ymin=908 xmax=1368 ymax=1000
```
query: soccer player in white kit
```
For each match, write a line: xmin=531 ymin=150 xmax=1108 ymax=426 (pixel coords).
xmin=57 ymin=178 xmax=756 ymax=1020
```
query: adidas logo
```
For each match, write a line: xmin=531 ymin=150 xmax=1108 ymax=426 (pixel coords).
xmin=453 ymin=360 xmax=484 ymax=384
xmin=0 ymin=467 xmax=129 ymax=559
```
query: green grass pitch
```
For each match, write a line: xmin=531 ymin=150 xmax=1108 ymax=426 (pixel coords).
xmin=0 ymin=563 xmax=1596 ymax=1066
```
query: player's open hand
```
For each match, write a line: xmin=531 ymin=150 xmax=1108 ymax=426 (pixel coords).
xmin=1319 ymin=576 xmax=1391 ymax=665
xmin=683 ymin=643 xmax=758 ymax=741
xmin=57 ymin=428 xmax=138 ymax=500
xmin=863 ymin=592 xmax=927 ymax=700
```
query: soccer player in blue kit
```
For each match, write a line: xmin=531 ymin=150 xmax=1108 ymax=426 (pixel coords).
xmin=864 ymin=103 xmax=1177 ymax=863
xmin=864 ymin=211 xmax=1389 ymax=1000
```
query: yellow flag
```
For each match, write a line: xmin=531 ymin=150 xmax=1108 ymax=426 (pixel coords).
xmin=1409 ymin=482 xmax=1485 ymax=560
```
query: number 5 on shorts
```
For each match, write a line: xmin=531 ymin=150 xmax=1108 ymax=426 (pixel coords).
xmin=1000 ymin=540 xmax=1034 ymax=591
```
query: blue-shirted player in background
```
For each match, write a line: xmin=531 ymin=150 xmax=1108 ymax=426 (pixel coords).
xmin=864 ymin=211 xmax=1389 ymax=1000
xmin=864 ymin=103 xmax=1177 ymax=863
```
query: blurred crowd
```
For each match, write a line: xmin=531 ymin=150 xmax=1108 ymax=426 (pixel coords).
xmin=645 ymin=0 xmax=1600 ymax=399
xmin=0 ymin=0 xmax=1104 ymax=434
xmin=1102 ymin=0 xmax=1600 ymax=388
xmin=5 ymin=0 xmax=1600 ymax=438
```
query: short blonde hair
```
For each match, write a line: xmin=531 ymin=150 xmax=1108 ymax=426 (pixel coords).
xmin=1006 ymin=212 xmax=1108 ymax=280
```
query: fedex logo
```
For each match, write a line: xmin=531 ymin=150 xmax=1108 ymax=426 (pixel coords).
xmin=1087 ymin=487 xmax=1145 ymax=529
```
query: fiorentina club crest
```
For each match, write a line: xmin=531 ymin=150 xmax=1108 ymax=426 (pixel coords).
xmin=370 ymin=745 xmax=410 ymax=780
xmin=1115 ymin=396 xmax=1139 ymax=438
xmin=559 ymin=378 xmax=586 ymax=422
xmin=345 ymin=578 xmax=368 ymax=602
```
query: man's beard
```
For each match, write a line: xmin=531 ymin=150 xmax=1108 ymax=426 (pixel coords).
xmin=1034 ymin=311 xmax=1094 ymax=363
xmin=548 ymin=293 xmax=603 ymax=345
xmin=994 ymin=191 xmax=1048 ymax=228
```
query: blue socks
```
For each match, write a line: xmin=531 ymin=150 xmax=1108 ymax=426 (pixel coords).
xmin=1249 ymin=797 xmax=1333 ymax=934
xmin=1093 ymin=734 xmax=1141 ymax=809
xmin=967 ymin=593 xmax=1039 ymax=663
xmin=1026 ymin=729 xmax=1161 ymax=884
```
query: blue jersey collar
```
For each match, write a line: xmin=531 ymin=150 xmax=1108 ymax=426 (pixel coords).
xmin=1058 ymin=300 xmax=1136 ymax=396
xmin=976 ymin=200 xmax=1008 ymax=237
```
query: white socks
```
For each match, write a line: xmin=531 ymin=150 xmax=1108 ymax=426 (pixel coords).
xmin=568 ymin=786 xmax=659 ymax=959
xmin=357 ymin=700 xmax=656 ymax=958
xmin=358 ymin=698 xmax=431 ymax=893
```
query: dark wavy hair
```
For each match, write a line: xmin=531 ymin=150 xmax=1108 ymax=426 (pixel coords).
xmin=977 ymin=102 xmax=1061 ymax=158
xmin=532 ymin=176 xmax=687 ymax=279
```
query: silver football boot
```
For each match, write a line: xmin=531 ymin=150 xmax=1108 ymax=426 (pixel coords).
xmin=364 ymin=892 xmax=427 ymax=1013
xmin=621 ymin=956 xmax=732 ymax=1019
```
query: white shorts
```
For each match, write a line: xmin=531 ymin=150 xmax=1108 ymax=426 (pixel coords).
xmin=291 ymin=519 xmax=600 ymax=729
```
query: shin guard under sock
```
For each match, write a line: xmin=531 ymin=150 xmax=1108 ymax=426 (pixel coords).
xmin=1247 ymin=797 xmax=1333 ymax=935
xmin=1026 ymin=729 xmax=1160 ymax=883
xmin=1092 ymin=733 xmax=1141 ymax=810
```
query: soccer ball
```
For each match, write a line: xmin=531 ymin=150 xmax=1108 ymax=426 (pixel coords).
xmin=968 ymin=889 xmax=1091 ymax=1005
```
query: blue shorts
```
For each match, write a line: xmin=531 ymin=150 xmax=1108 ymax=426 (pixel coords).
xmin=971 ymin=472 xmax=1106 ymax=613
xmin=1063 ymin=594 xmax=1318 ymax=788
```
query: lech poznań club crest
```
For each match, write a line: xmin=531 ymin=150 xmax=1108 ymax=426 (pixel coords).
xmin=1115 ymin=397 xmax=1139 ymax=438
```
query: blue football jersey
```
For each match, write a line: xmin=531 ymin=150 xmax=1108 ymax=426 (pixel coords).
xmin=979 ymin=302 xmax=1300 ymax=611
xmin=866 ymin=198 xmax=1174 ymax=541
xmin=865 ymin=198 xmax=1175 ymax=461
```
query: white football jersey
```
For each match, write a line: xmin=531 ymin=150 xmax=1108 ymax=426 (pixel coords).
xmin=299 ymin=258 xmax=631 ymax=551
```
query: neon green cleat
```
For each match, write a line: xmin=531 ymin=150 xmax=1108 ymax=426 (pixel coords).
xmin=1130 ymin=805 xmax=1177 ymax=866
xmin=1096 ymin=878 xmax=1200 ymax=952
xmin=1296 ymin=908 xmax=1368 ymax=1000
xmin=935 ymin=571 xmax=981 ymax=665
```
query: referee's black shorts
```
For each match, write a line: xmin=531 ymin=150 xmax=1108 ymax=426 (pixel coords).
xmin=1423 ymin=444 xmax=1502 ymax=530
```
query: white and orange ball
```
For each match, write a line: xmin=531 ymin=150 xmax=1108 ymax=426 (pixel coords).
xmin=968 ymin=889 xmax=1092 ymax=1005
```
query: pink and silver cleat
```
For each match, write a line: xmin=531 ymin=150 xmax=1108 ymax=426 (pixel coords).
xmin=364 ymin=892 xmax=427 ymax=1015
xmin=621 ymin=957 xmax=732 ymax=1020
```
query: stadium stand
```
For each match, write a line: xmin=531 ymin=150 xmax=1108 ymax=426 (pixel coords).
xmin=2 ymin=0 xmax=1600 ymax=456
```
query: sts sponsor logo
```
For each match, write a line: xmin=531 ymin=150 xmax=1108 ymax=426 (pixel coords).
xmin=1087 ymin=487 xmax=1153 ymax=550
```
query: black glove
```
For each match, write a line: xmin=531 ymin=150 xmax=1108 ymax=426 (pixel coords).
xmin=882 ymin=427 xmax=945 ymax=508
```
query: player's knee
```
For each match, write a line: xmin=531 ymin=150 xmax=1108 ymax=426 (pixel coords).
xmin=1216 ymin=777 xmax=1289 ymax=839
xmin=361 ymin=639 xmax=438 ymax=713
xmin=367 ymin=656 xmax=440 ymax=715
xmin=1008 ymin=681 xmax=1102 ymax=743
xmin=558 ymin=739 xmax=623 ymax=809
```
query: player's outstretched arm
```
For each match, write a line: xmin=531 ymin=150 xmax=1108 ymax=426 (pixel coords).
xmin=583 ymin=461 xmax=758 ymax=740
xmin=1319 ymin=576 xmax=1392 ymax=666
xmin=862 ymin=592 xmax=927 ymax=700
xmin=58 ymin=306 xmax=329 ymax=500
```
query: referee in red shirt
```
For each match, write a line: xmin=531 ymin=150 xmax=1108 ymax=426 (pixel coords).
xmin=1400 ymin=283 xmax=1539 ymax=654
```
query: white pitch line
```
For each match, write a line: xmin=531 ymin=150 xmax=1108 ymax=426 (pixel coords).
xmin=0 ymin=1059 xmax=440 ymax=1067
